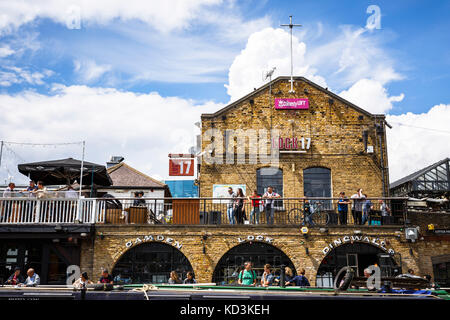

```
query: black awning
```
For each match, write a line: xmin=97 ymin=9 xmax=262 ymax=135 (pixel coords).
xmin=18 ymin=158 xmax=113 ymax=186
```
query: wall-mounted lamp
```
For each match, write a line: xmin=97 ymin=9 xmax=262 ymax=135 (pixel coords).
xmin=301 ymin=226 xmax=309 ymax=239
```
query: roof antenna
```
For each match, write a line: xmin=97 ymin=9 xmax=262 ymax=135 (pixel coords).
xmin=281 ymin=15 xmax=302 ymax=93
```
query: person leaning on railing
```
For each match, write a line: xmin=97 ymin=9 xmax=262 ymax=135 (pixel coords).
xmin=262 ymin=186 xmax=280 ymax=225
xmin=73 ymin=272 xmax=93 ymax=289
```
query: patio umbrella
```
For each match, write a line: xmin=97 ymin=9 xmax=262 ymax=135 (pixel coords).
xmin=17 ymin=157 xmax=113 ymax=186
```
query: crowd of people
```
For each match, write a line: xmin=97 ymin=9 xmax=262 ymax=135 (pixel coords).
xmin=225 ymin=186 xmax=392 ymax=226
xmin=2 ymin=180 xmax=78 ymax=199
xmin=236 ymin=261 xmax=311 ymax=287
xmin=4 ymin=265 xmax=439 ymax=290
xmin=227 ymin=186 xmax=281 ymax=225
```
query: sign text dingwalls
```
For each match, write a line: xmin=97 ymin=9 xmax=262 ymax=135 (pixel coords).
xmin=322 ymin=236 xmax=395 ymax=255
xmin=125 ymin=235 xmax=182 ymax=249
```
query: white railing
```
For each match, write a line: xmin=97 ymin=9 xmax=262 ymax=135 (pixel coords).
xmin=0 ymin=198 xmax=93 ymax=224
xmin=0 ymin=197 xmax=171 ymax=224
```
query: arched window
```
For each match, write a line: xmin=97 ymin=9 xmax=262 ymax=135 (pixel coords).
xmin=212 ymin=242 xmax=296 ymax=285
xmin=112 ymin=243 xmax=193 ymax=284
xmin=316 ymin=243 xmax=400 ymax=288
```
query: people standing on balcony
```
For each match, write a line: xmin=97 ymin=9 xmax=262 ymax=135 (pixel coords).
xmin=285 ymin=268 xmax=310 ymax=287
xmin=24 ymin=268 xmax=40 ymax=287
xmin=362 ymin=194 xmax=373 ymax=225
xmin=33 ymin=181 xmax=48 ymax=199
xmin=262 ymin=186 xmax=280 ymax=225
xmin=2 ymin=182 xmax=16 ymax=197
xmin=351 ymin=189 xmax=365 ymax=225
xmin=168 ymin=271 xmax=182 ymax=284
xmin=227 ymin=187 xmax=237 ymax=225
xmin=238 ymin=261 xmax=257 ymax=286
xmin=183 ymin=271 xmax=197 ymax=284
xmin=98 ymin=269 xmax=113 ymax=284
xmin=337 ymin=192 xmax=350 ymax=225
xmin=379 ymin=199 xmax=391 ymax=225
xmin=5 ymin=267 xmax=24 ymax=285
xmin=234 ymin=188 xmax=246 ymax=224
xmin=248 ymin=190 xmax=261 ymax=224
xmin=2 ymin=182 xmax=16 ymax=222
xmin=24 ymin=180 xmax=38 ymax=197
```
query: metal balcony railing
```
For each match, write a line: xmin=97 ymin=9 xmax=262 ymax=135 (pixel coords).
xmin=0 ymin=197 xmax=409 ymax=226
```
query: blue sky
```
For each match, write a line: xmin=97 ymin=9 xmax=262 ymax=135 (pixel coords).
xmin=1 ymin=0 xmax=449 ymax=112
xmin=0 ymin=0 xmax=449 ymax=183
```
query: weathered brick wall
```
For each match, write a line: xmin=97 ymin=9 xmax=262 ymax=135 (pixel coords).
xmin=81 ymin=225 xmax=449 ymax=285
xmin=199 ymin=78 xmax=389 ymax=198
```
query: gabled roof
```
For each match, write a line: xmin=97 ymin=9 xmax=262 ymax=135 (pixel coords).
xmin=201 ymin=76 xmax=386 ymax=119
xmin=106 ymin=162 xmax=166 ymax=188
xmin=390 ymin=157 xmax=450 ymax=189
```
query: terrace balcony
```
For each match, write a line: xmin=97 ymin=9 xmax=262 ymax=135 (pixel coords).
xmin=0 ymin=196 xmax=410 ymax=227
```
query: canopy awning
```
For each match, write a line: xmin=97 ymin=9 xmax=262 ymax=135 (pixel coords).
xmin=18 ymin=157 xmax=113 ymax=186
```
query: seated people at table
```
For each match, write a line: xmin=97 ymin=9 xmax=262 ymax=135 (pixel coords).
xmin=73 ymin=272 xmax=93 ymax=289
xmin=24 ymin=268 xmax=40 ymax=286
xmin=183 ymin=271 xmax=197 ymax=284
xmin=98 ymin=269 xmax=114 ymax=284
xmin=6 ymin=267 xmax=24 ymax=285
xmin=285 ymin=268 xmax=310 ymax=287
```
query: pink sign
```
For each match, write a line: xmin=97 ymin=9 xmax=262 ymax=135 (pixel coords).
xmin=274 ymin=98 xmax=309 ymax=110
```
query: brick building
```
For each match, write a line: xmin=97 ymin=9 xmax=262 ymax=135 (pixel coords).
xmin=74 ymin=77 xmax=448 ymax=287
xmin=2 ymin=77 xmax=449 ymax=288
xmin=199 ymin=76 xmax=390 ymax=199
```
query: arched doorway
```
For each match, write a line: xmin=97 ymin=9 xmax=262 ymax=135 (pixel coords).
xmin=112 ymin=242 xmax=193 ymax=284
xmin=316 ymin=243 xmax=400 ymax=288
xmin=212 ymin=242 xmax=295 ymax=285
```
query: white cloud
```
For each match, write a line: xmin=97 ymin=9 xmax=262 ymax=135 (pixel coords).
xmin=0 ymin=0 xmax=222 ymax=34
xmin=0 ymin=66 xmax=54 ymax=87
xmin=225 ymin=27 xmax=326 ymax=102
xmin=339 ymin=78 xmax=404 ymax=114
xmin=0 ymin=84 xmax=222 ymax=183
xmin=307 ymin=26 xmax=403 ymax=89
xmin=0 ymin=45 xmax=15 ymax=57
xmin=387 ymin=104 xmax=450 ymax=183
xmin=74 ymin=59 xmax=111 ymax=82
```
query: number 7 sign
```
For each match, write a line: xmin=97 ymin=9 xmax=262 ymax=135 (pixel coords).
xmin=169 ymin=159 xmax=194 ymax=176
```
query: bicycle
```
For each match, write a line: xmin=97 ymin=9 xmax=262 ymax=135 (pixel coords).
xmin=287 ymin=201 xmax=330 ymax=226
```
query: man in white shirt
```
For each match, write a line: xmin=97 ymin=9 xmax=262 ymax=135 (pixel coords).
xmin=23 ymin=268 xmax=40 ymax=287
xmin=2 ymin=182 xmax=16 ymax=197
xmin=350 ymin=189 xmax=365 ymax=225
xmin=262 ymin=186 xmax=280 ymax=225
xmin=227 ymin=187 xmax=237 ymax=224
